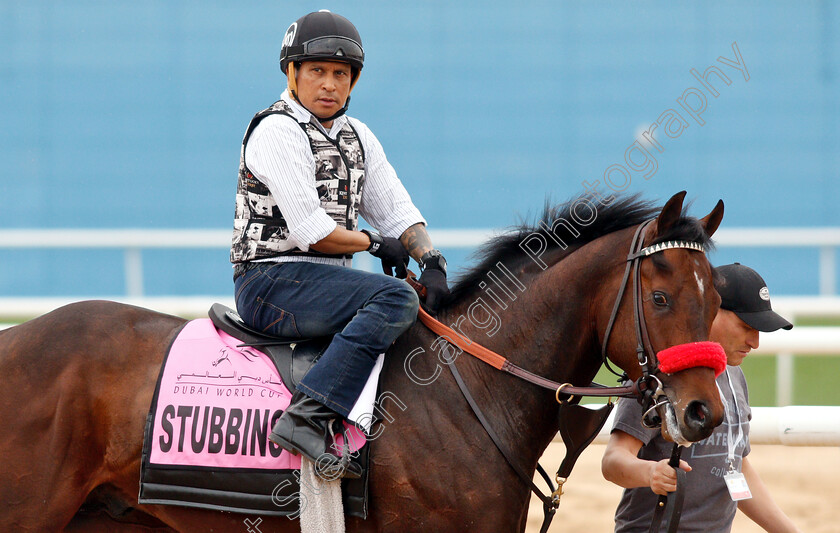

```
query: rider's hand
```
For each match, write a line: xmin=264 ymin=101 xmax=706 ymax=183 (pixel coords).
xmin=363 ymin=230 xmax=409 ymax=278
xmin=418 ymin=268 xmax=449 ymax=312
xmin=417 ymin=250 xmax=449 ymax=312
xmin=648 ymin=459 xmax=692 ymax=495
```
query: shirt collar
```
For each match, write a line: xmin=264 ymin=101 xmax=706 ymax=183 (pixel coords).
xmin=281 ymin=89 xmax=348 ymax=137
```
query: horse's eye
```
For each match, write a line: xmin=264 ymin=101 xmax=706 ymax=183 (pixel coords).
xmin=652 ymin=291 xmax=669 ymax=307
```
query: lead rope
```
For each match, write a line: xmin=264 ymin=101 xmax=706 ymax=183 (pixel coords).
xmin=648 ymin=443 xmax=686 ymax=533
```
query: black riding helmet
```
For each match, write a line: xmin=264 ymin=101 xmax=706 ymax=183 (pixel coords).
xmin=280 ymin=10 xmax=365 ymax=122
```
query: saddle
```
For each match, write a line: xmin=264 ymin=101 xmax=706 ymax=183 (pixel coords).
xmin=208 ymin=303 xmax=328 ymax=394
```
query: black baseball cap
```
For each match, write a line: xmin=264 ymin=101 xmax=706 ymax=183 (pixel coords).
xmin=714 ymin=263 xmax=793 ymax=332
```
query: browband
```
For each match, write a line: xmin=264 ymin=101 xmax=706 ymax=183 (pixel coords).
xmin=628 ymin=240 xmax=705 ymax=260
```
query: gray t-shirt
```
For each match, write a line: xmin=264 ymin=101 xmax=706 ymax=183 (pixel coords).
xmin=612 ymin=366 xmax=752 ymax=533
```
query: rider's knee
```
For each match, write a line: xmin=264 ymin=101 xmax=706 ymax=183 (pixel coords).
xmin=380 ymin=278 xmax=420 ymax=321
xmin=401 ymin=284 xmax=420 ymax=314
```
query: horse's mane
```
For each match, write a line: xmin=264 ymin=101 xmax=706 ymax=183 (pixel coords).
xmin=443 ymin=193 xmax=714 ymax=309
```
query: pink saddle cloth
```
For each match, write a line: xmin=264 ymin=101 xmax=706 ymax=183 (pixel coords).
xmin=139 ymin=318 xmax=370 ymax=517
xmin=148 ymin=318 xmax=365 ymax=470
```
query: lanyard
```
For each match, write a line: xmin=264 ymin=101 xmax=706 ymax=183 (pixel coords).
xmin=721 ymin=368 xmax=743 ymax=472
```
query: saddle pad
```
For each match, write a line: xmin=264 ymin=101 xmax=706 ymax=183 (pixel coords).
xmin=139 ymin=319 xmax=369 ymax=517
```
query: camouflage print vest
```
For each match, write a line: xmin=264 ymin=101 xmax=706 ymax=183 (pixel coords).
xmin=230 ymin=99 xmax=366 ymax=263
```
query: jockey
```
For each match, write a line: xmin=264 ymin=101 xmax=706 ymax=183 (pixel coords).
xmin=230 ymin=10 xmax=450 ymax=478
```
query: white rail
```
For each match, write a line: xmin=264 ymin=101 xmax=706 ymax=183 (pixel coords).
xmin=583 ymin=405 xmax=840 ymax=446
xmin=773 ymin=296 xmax=840 ymax=318
xmin=713 ymin=228 xmax=840 ymax=295
xmin=0 ymin=296 xmax=233 ymax=320
xmin=0 ymin=295 xmax=837 ymax=321
xmin=0 ymin=227 xmax=838 ymax=295
xmin=753 ymin=327 xmax=840 ymax=355
xmin=750 ymin=326 xmax=840 ymax=407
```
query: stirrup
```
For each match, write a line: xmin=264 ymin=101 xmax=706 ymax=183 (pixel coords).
xmin=313 ymin=420 xmax=363 ymax=480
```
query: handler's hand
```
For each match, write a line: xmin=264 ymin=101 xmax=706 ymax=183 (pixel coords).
xmin=649 ymin=459 xmax=692 ymax=495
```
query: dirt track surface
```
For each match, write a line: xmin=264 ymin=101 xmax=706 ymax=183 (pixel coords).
xmin=528 ymin=443 xmax=839 ymax=532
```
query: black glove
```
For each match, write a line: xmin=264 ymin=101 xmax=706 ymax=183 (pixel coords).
xmin=362 ymin=230 xmax=409 ymax=278
xmin=418 ymin=250 xmax=450 ymax=312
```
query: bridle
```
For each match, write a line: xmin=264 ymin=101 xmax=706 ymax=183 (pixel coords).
xmin=411 ymin=217 xmax=708 ymax=533
xmin=600 ymin=218 xmax=706 ymax=426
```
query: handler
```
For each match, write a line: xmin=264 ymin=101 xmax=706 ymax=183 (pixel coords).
xmin=601 ymin=263 xmax=801 ymax=532
xmin=230 ymin=10 xmax=449 ymax=478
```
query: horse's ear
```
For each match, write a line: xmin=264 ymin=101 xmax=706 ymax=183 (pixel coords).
xmin=699 ymin=199 xmax=725 ymax=238
xmin=652 ymin=191 xmax=687 ymax=238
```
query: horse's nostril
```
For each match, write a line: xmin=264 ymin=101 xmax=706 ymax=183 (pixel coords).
xmin=685 ymin=400 xmax=711 ymax=430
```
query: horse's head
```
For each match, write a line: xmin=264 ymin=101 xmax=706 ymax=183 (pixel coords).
xmin=599 ymin=191 xmax=725 ymax=444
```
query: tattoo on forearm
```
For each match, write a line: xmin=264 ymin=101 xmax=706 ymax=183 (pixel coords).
xmin=400 ymin=223 xmax=434 ymax=262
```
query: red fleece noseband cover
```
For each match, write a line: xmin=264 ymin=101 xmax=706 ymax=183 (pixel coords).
xmin=657 ymin=341 xmax=726 ymax=377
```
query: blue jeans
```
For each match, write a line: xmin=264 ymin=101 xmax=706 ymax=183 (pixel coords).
xmin=234 ymin=261 xmax=419 ymax=417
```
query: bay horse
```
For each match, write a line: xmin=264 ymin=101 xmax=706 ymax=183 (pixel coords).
xmin=0 ymin=191 xmax=725 ymax=532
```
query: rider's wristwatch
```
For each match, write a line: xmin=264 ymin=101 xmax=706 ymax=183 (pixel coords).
xmin=419 ymin=249 xmax=447 ymax=276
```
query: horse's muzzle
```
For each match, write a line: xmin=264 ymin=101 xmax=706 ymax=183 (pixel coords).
xmin=654 ymin=342 xmax=728 ymax=443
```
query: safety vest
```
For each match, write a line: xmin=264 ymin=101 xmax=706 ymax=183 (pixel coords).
xmin=230 ymin=99 xmax=366 ymax=263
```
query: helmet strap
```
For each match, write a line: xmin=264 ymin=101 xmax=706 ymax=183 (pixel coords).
xmin=317 ymin=95 xmax=350 ymax=123
xmin=287 ymin=62 xmax=300 ymax=102
xmin=349 ymin=70 xmax=360 ymax=92
xmin=285 ymin=62 xmax=360 ymax=124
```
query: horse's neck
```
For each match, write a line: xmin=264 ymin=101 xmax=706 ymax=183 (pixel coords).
xmin=426 ymin=249 xmax=612 ymax=470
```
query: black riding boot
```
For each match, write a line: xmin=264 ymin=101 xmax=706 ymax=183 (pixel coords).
xmin=269 ymin=391 xmax=362 ymax=479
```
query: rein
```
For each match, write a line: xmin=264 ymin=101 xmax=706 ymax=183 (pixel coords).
xmin=407 ymin=219 xmax=709 ymax=531
xmin=414 ymin=305 xmax=640 ymax=400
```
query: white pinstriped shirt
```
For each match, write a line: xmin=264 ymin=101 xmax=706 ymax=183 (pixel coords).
xmin=244 ymin=90 xmax=425 ymax=267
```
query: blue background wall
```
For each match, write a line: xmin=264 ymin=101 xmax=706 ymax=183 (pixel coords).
xmin=1 ymin=1 xmax=838 ymax=296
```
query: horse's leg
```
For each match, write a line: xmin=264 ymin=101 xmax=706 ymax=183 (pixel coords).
xmin=0 ymin=301 xmax=185 ymax=531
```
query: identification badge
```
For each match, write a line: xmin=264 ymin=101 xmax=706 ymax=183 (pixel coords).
xmin=723 ymin=471 xmax=752 ymax=501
